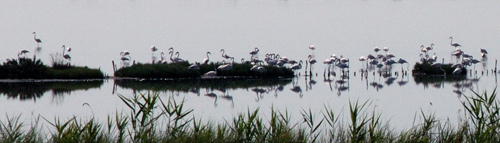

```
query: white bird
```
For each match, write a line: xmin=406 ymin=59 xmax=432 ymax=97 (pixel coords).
xmin=291 ymin=60 xmax=303 ymax=70
xmin=151 ymin=46 xmax=158 ymax=52
xmin=204 ymin=65 xmax=218 ymax=77
xmin=374 ymin=46 xmax=380 ymax=53
xmin=383 ymin=47 xmax=389 ymax=53
xmin=308 ymin=55 xmax=317 ymax=64
xmin=157 ymin=52 xmax=167 ymax=64
xmin=397 ymin=58 xmax=408 ymax=71
xmin=449 ymin=37 xmax=461 ymax=47
xmin=204 ymin=70 xmax=217 ymax=77
xmin=425 ymin=43 xmax=434 ymax=51
xmin=217 ymin=61 xmax=233 ymax=71
xmin=170 ymin=51 xmax=184 ymax=63
xmin=32 ymin=32 xmax=42 ymax=45
xmin=188 ymin=63 xmax=200 ymax=70
xmin=220 ymin=49 xmax=233 ymax=60
xmin=61 ymin=45 xmax=71 ymax=62
xmin=452 ymin=67 xmax=462 ymax=75
xmin=480 ymin=48 xmax=488 ymax=54
xmin=203 ymin=52 xmax=211 ymax=64
xmin=480 ymin=48 xmax=488 ymax=58
xmin=308 ymin=45 xmax=315 ymax=50
xmin=121 ymin=56 xmax=130 ymax=61
xmin=120 ymin=50 xmax=130 ymax=56
xmin=250 ymin=65 xmax=266 ymax=73
xmin=249 ymin=47 xmax=259 ymax=55
xmin=18 ymin=49 xmax=29 ymax=57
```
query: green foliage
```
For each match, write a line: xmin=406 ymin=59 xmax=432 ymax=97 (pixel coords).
xmin=44 ymin=67 xmax=104 ymax=79
xmin=0 ymin=57 xmax=47 ymax=79
xmin=0 ymin=57 xmax=104 ymax=79
xmin=412 ymin=62 xmax=466 ymax=76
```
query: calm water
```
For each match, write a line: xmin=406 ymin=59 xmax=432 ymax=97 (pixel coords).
xmin=1 ymin=0 xmax=500 ymax=130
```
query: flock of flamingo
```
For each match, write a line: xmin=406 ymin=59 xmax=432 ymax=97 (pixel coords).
xmin=17 ymin=32 xmax=489 ymax=79
xmin=17 ymin=32 xmax=72 ymax=64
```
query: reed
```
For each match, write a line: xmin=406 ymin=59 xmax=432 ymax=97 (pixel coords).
xmin=1 ymin=89 xmax=500 ymax=142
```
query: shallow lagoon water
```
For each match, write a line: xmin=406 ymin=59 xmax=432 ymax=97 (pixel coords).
xmin=1 ymin=0 xmax=500 ymax=131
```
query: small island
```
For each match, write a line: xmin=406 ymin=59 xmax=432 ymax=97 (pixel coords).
xmin=113 ymin=61 xmax=295 ymax=79
xmin=412 ymin=62 xmax=466 ymax=76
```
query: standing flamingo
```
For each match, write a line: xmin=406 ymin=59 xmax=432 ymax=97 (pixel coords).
xmin=151 ymin=46 xmax=158 ymax=63
xmin=203 ymin=52 xmax=211 ymax=64
xmin=62 ymin=45 xmax=71 ymax=63
xmin=220 ymin=49 xmax=233 ymax=61
xmin=374 ymin=46 xmax=380 ymax=53
xmin=32 ymin=32 xmax=42 ymax=46
xmin=157 ymin=52 xmax=167 ymax=64
xmin=249 ymin=47 xmax=259 ymax=56
xmin=480 ymin=48 xmax=488 ymax=58
xmin=449 ymin=37 xmax=461 ymax=48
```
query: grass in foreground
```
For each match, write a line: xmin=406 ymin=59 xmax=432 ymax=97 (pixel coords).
xmin=1 ymin=89 xmax=499 ymax=142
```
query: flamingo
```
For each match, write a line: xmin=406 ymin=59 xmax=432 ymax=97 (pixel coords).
xmin=220 ymin=49 xmax=233 ymax=60
xmin=120 ymin=50 xmax=131 ymax=66
xmin=480 ymin=48 xmax=488 ymax=58
xmin=32 ymin=32 xmax=42 ymax=46
xmin=203 ymin=52 xmax=211 ymax=64
xmin=120 ymin=50 xmax=130 ymax=56
xmin=397 ymin=58 xmax=408 ymax=71
xmin=309 ymin=45 xmax=315 ymax=57
xmin=374 ymin=46 xmax=380 ymax=53
xmin=18 ymin=49 xmax=29 ymax=57
xmin=217 ymin=61 xmax=233 ymax=71
xmin=204 ymin=66 xmax=217 ymax=77
xmin=250 ymin=65 xmax=266 ymax=73
xmin=151 ymin=46 xmax=158 ymax=53
xmin=425 ymin=43 xmax=434 ymax=51
xmin=383 ymin=47 xmax=389 ymax=54
xmin=480 ymin=48 xmax=488 ymax=54
xmin=157 ymin=52 xmax=167 ymax=64
xmin=308 ymin=55 xmax=317 ymax=64
xmin=249 ymin=47 xmax=259 ymax=55
xmin=241 ymin=58 xmax=252 ymax=64
xmin=61 ymin=45 xmax=71 ymax=62
xmin=452 ymin=67 xmax=462 ymax=75
xmin=449 ymin=37 xmax=461 ymax=47
xmin=169 ymin=51 xmax=184 ymax=63
xmin=291 ymin=60 xmax=303 ymax=70
xmin=188 ymin=62 xmax=200 ymax=70
xmin=431 ymin=63 xmax=446 ymax=76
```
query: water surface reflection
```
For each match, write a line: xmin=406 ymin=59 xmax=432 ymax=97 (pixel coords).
xmin=0 ymin=80 xmax=104 ymax=100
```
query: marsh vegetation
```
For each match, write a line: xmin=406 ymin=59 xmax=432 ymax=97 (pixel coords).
xmin=0 ymin=89 xmax=499 ymax=142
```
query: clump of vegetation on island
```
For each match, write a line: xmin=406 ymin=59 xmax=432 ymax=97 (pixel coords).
xmin=1 ymin=89 xmax=500 ymax=142
xmin=114 ymin=61 xmax=294 ymax=79
xmin=412 ymin=62 xmax=466 ymax=76
xmin=0 ymin=57 xmax=104 ymax=79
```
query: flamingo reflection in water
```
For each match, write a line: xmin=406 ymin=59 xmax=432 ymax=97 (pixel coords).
xmin=204 ymin=89 xmax=218 ymax=107
xmin=335 ymin=78 xmax=349 ymax=96
xmin=290 ymin=85 xmax=302 ymax=98
xmin=251 ymin=88 xmax=268 ymax=101
xmin=274 ymin=85 xmax=284 ymax=97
